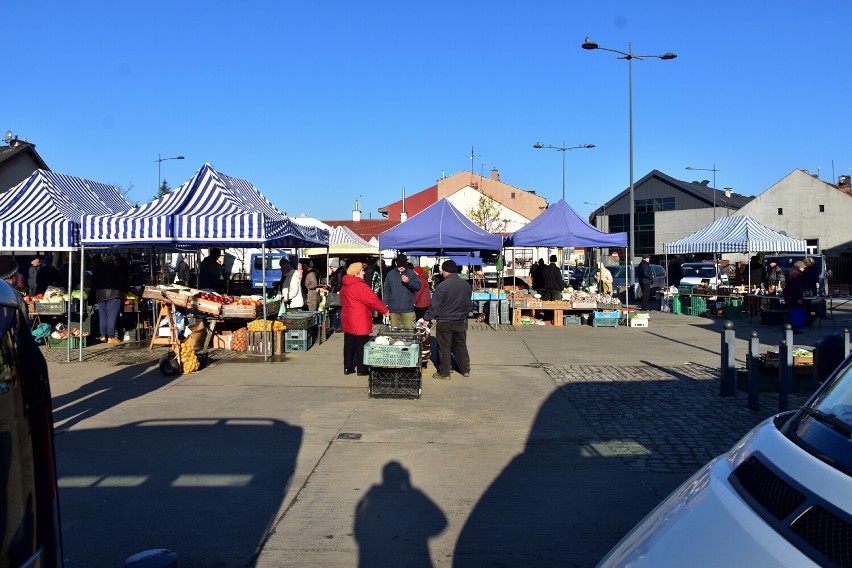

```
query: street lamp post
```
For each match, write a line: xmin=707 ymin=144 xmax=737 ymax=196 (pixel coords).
xmin=584 ymin=201 xmax=607 ymax=225
xmin=686 ymin=164 xmax=719 ymax=220
xmin=156 ymin=153 xmax=185 ymax=192
xmin=532 ymin=141 xmax=595 ymax=201
xmin=582 ymin=37 xmax=676 ymax=285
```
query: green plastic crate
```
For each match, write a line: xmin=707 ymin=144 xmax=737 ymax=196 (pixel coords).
xmin=364 ymin=341 xmax=421 ymax=367
xmin=690 ymin=296 xmax=708 ymax=316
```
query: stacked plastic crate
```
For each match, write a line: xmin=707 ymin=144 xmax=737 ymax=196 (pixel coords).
xmin=363 ymin=327 xmax=422 ymax=398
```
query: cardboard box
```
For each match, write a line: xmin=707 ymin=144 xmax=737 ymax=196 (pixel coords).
xmin=213 ymin=331 xmax=232 ymax=350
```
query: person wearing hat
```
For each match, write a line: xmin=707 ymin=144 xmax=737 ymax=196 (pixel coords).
xmin=542 ymin=255 xmax=566 ymax=302
xmin=637 ymin=255 xmax=654 ymax=310
xmin=27 ymin=256 xmax=41 ymax=296
xmin=0 ymin=256 xmax=28 ymax=321
xmin=412 ymin=266 xmax=431 ymax=320
xmin=783 ymin=261 xmax=807 ymax=333
xmin=764 ymin=257 xmax=785 ymax=292
xmin=340 ymin=262 xmax=389 ymax=375
xmin=198 ymin=248 xmax=224 ymax=293
xmin=383 ymin=253 xmax=421 ymax=328
xmin=277 ymin=259 xmax=304 ymax=311
xmin=91 ymin=253 xmax=128 ymax=344
xmin=423 ymin=259 xmax=472 ymax=379
xmin=801 ymin=256 xmax=819 ymax=297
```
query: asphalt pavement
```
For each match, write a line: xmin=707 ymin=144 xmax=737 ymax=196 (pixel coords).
xmin=45 ymin=308 xmax=850 ymax=567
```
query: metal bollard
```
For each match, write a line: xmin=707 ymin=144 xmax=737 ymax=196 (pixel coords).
xmin=720 ymin=320 xmax=736 ymax=396
xmin=748 ymin=331 xmax=760 ymax=411
xmin=845 ymin=329 xmax=851 ymax=356
xmin=779 ymin=338 xmax=792 ymax=412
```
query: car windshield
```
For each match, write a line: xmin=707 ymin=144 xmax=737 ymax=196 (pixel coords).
xmin=611 ymin=265 xmax=632 ymax=279
xmin=790 ymin=355 xmax=852 ymax=473
xmin=682 ymin=265 xmax=718 ymax=278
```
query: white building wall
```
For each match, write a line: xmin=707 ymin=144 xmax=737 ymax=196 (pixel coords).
xmin=736 ymin=170 xmax=852 ymax=252
xmin=447 ymin=187 xmax=531 ymax=233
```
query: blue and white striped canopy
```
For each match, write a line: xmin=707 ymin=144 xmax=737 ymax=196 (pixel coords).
xmin=0 ymin=170 xmax=131 ymax=250
xmin=663 ymin=215 xmax=806 ymax=254
xmin=82 ymin=163 xmax=328 ymax=248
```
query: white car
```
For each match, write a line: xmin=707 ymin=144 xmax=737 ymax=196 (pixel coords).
xmin=679 ymin=262 xmax=729 ymax=287
xmin=598 ymin=353 xmax=852 ymax=567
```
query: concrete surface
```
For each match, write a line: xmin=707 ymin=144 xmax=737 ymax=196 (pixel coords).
xmin=45 ymin=309 xmax=851 ymax=567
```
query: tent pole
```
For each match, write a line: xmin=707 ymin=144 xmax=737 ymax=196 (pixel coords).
xmin=262 ymin=243 xmax=268 ymax=362
xmin=78 ymin=245 xmax=86 ymax=362
xmin=66 ymin=250 xmax=72 ymax=363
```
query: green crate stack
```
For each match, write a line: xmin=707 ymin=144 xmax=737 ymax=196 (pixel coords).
xmin=690 ymin=296 xmax=708 ymax=316
xmin=672 ymin=295 xmax=683 ymax=315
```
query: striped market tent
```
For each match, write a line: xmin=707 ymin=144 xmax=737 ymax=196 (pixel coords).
xmin=0 ymin=170 xmax=131 ymax=251
xmin=81 ymin=163 xmax=327 ymax=248
xmin=663 ymin=215 xmax=806 ymax=254
xmin=303 ymin=225 xmax=378 ymax=257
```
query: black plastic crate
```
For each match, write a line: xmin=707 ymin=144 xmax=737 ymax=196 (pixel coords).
xmin=369 ymin=367 xmax=421 ymax=399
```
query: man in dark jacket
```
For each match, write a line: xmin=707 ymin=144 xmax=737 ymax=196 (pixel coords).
xmin=542 ymin=255 xmax=565 ymax=301
xmin=637 ymin=255 xmax=654 ymax=310
xmin=424 ymin=260 xmax=472 ymax=379
xmin=383 ymin=253 xmax=421 ymax=328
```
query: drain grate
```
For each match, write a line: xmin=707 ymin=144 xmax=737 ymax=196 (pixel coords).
xmin=336 ymin=433 xmax=362 ymax=440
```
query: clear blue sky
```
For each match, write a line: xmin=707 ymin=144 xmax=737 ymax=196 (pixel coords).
xmin=8 ymin=2 xmax=852 ymax=222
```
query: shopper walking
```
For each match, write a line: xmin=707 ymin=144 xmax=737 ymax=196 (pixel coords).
xmin=423 ymin=260 xmax=472 ymax=380
xmin=277 ymin=260 xmax=304 ymax=311
xmin=412 ymin=266 xmax=431 ymax=320
xmin=638 ymin=255 xmax=654 ymax=310
xmin=341 ymin=262 xmax=388 ymax=376
xmin=383 ymin=253 xmax=421 ymax=329
xmin=91 ymin=253 xmax=128 ymax=344
xmin=541 ymin=255 xmax=565 ymax=301
xmin=198 ymin=248 xmax=224 ymax=293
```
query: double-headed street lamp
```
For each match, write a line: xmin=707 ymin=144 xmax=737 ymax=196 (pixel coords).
xmin=686 ymin=164 xmax=719 ymax=220
xmin=156 ymin=153 xmax=185 ymax=191
xmin=532 ymin=141 xmax=595 ymax=201
xmin=582 ymin=37 xmax=676 ymax=284
xmin=584 ymin=200 xmax=607 ymax=224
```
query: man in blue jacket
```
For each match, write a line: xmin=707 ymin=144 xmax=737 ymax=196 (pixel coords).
xmin=424 ymin=260 xmax=472 ymax=379
xmin=383 ymin=253 xmax=421 ymax=328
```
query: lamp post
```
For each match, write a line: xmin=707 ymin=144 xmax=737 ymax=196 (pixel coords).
xmin=686 ymin=164 xmax=719 ymax=220
xmin=582 ymin=37 xmax=676 ymax=285
xmin=156 ymin=153 xmax=185 ymax=192
xmin=532 ymin=141 xmax=595 ymax=201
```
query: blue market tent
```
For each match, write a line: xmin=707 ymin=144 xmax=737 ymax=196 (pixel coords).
xmin=663 ymin=215 xmax=806 ymax=254
xmin=504 ymin=199 xmax=627 ymax=248
xmin=81 ymin=163 xmax=328 ymax=248
xmin=0 ymin=170 xmax=131 ymax=250
xmin=378 ymin=198 xmax=503 ymax=254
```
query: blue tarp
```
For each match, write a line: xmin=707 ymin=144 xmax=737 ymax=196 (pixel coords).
xmin=379 ymin=198 xmax=503 ymax=254
xmin=504 ymin=199 xmax=627 ymax=248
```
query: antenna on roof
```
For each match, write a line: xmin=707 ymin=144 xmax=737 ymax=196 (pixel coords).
xmin=3 ymin=130 xmax=14 ymax=144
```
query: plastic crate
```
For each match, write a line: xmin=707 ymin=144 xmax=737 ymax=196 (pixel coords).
xmin=678 ymin=285 xmax=693 ymax=295
xmin=284 ymin=337 xmax=313 ymax=352
xmin=690 ymin=296 xmax=708 ymax=316
xmin=592 ymin=318 xmax=619 ymax=327
xmin=47 ymin=336 xmax=87 ymax=349
xmin=364 ymin=341 xmax=421 ymax=367
xmin=672 ymin=295 xmax=683 ymax=314
xmin=471 ymin=292 xmax=490 ymax=301
xmin=629 ymin=318 xmax=649 ymax=328
xmin=285 ymin=328 xmax=313 ymax=340
xmin=281 ymin=313 xmax=316 ymax=329
xmin=593 ymin=310 xmax=621 ymax=319
xmin=500 ymin=301 xmax=510 ymax=324
xmin=563 ymin=315 xmax=582 ymax=326
xmin=33 ymin=301 xmax=66 ymax=315
xmin=369 ymin=367 xmax=421 ymax=399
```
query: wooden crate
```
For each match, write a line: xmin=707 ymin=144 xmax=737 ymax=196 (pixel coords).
xmin=194 ymin=298 xmax=222 ymax=316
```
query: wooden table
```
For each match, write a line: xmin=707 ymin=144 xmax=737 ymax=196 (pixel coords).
xmin=511 ymin=302 xmax=597 ymax=326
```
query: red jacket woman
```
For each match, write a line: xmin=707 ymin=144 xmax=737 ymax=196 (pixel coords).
xmin=340 ymin=263 xmax=389 ymax=375
xmin=412 ymin=266 xmax=431 ymax=320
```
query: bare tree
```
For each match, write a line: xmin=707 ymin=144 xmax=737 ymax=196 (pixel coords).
xmin=467 ymin=195 xmax=508 ymax=233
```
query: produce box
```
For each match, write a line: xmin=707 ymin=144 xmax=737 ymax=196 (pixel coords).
xmin=33 ymin=301 xmax=66 ymax=314
xmin=364 ymin=341 xmax=421 ymax=368
xmin=369 ymin=367 xmax=421 ymax=399
xmin=213 ymin=331 xmax=232 ymax=350
xmin=194 ymin=297 xmax=222 ymax=316
xmin=221 ymin=304 xmax=257 ymax=319
xmin=165 ymin=290 xmax=196 ymax=308
xmin=629 ymin=319 xmax=649 ymax=328
xmin=142 ymin=286 xmax=167 ymax=300
xmin=563 ymin=315 xmax=582 ymax=326
xmin=284 ymin=336 xmax=313 ymax=353
xmin=571 ymin=300 xmax=597 ymax=309
xmin=246 ymin=330 xmax=285 ymax=355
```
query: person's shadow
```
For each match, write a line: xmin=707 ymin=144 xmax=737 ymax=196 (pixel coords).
xmin=354 ymin=461 xmax=447 ymax=568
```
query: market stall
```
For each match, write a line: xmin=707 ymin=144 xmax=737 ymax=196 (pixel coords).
xmin=0 ymin=170 xmax=132 ymax=358
xmin=80 ymin=163 xmax=329 ymax=362
xmin=663 ymin=216 xmax=807 ymax=323
xmin=504 ymin=199 xmax=629 ymax=326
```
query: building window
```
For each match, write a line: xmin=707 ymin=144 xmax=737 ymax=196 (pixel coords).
xmin=819 ymin=204 xmax=825 ymax=212
xmin=511 ymin=192 xmax=515 ymax=199
xmin=635 ymin=197 xmax=675 ymax=212
xmin=806 ymin=239 xmax=819 ymax=255
xmin=777 ymin=208 xmax=783 ymax=215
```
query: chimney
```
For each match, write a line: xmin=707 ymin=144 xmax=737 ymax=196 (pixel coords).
xmin=352 ymin=198 xmax=362 ymax=222
xmin=724 ymin=187 xmax=732 ymax=198
xmin=491 ymin=168 xmax=500 ymax=181
xmin=838 ymin=175 xmax=851 ymax=188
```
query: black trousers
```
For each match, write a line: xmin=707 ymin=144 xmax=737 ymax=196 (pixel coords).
xmin=435 ymin=320 xmax=470 ymax=376
xmin=640 ymin=284 xmax=651 ymax=310
xmin=343 ymin=333 xmax=370 ymax=373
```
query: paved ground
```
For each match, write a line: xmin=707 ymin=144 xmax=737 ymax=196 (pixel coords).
xmin=45 ymin=309 xmax=847 ymax=567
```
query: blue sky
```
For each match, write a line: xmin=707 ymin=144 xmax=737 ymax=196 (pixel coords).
xmin=8 ymin=2 xmax=852 ymax=222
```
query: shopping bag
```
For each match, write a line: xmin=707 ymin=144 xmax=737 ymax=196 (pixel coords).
xmin=790 ymin=305 xmax=806 ymax=329
xmin=327 ymin=291 xmax=342 ymax=308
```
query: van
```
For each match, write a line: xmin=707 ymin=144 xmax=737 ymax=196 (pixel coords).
xmin=763 ymin=254 xmax=828 ymax=295
xmin=250 ymin=252 xmax=298 ymax=292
